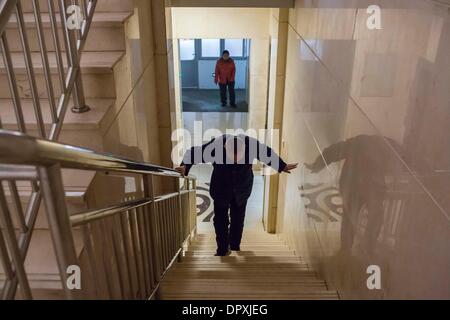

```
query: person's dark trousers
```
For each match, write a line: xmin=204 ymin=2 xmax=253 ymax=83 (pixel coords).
xmin=219 ymin=81 xmax=236 ymax=106
xmin=213 ymin=196 xmax=248 ymax=254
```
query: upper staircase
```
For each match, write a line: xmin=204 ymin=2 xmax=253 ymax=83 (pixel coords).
xmin=160 ymin=230 xmax=339 ymax=300
xmin=0 ymin=0 xmax=134 ymax=299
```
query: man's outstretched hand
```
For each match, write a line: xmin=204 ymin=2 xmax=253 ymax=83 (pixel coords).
xmin=283 ymin=163 xmax=299 ymax=174
xmin=175 ymin=166 xmax=186 ymax=177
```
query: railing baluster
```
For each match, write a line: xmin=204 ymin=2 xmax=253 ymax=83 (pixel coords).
xmin=168 ymin=198 xmax=174 ymax=256
xmin=143 ymin=175 xmax=161 ymax=286
xmin=90 ymin=220 xmax=112 ymax=299
xmin=112 ymin=215 xmax=132 ymax=299
xmin=106 ymin=218 xmax=125 ymax=299
xmin=47 ymin=0 xmax=66 ymax=93
xmin=0 ymin=229 xmax=14 ymax=282
xmin=0 ymin=34 xmax=26 ymax=133
xmin=7 ymin=181 xmax=27 ymax=233
xmin=142 ymin=201 xmax=155 ymax=290
xmin=129 ymin=209 xmax=145 ymax=299
xmin=136 ymin=206 xmax=150 ymax=296
xmin=33 ymin=0 xmax=58 ymax=123
xmin=15 ymin=2 xmax=46 ymax=138
xmin=59 ymin=0 xmax=89 ymax=114
xmin=0 ymin=184 xmax=32 ymax=300
xmin=80 ymin=224 xmax=101 ymax=298
xmin=38 ymin=164 xmax=82 ymax=299
xmin=119 ymin=213 xmax=137 ymax=298
xmin=163 ymin=200 xmax=170 ymax=266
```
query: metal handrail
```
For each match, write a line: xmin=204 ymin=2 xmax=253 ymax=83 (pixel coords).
xmin=0 ymin=130 xmax=197 ymax=300
xmin=70 ymin=191 xmax=192 ymax=227
xmin=0 ymin=0 xmax=19 ymax=35
xmin=0 ymin=130 xmax=193 ymax=179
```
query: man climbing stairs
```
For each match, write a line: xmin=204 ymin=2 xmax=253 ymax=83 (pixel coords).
xmin=160 ymin=231 xmax=339 ymax=300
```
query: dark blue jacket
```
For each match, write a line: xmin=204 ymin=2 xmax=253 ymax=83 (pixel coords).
xmin=181 ymin=135 xmax=287 ymax=203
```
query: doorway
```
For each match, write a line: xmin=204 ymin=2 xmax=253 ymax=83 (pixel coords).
xmin=179 ymin=38 xmax=250 ymax=112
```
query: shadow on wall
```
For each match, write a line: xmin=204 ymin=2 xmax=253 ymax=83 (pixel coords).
xmin=302 ymin=133 xmax=449 ymax=299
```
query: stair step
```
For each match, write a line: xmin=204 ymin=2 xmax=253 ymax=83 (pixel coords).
xmin=0 ymin=229 xmax=84 ymax=280
xmin=7 ymin=12 xmax=132 ymax=29
xmin=162 ymin=228 xmax=338 ymax=300
xmin=15 ymin=288 xmax=66 ymax=300
xmin=0 ymin=98 xmax=113 ymax=130
xmin=0 ymin=53 xmax=119 ymax=99
xmin=164 ymin=270 xmax=318 ymax=279
xmin=20 ymin=0 xmax=134 ymax=13
xmin=191 ymin=239 xmax=285 ymax=244
xmin=0 ymin=51 xmax=123 ymax=74
xmin=189 ymin=244 xmax=289 ymax=250
xmin=196 ymin=232 xmax=279 ymax=238
xmin=184 ymin=251 xmax=297 ymax=257
xmin=180 ymin=256 xmax=304 ymax=263
xmin=162 ymin=278 xmax=325 ymax=284
xmin=174 ymin=263 xmax=309 ymax=269
xmin=160 ymin=292 xmax=339 ymax=300
xmin=0 ymin=98 xmax=111 ymax=150
xmin=5 ymin=12 xmax=132 ymax=52
xmin=161 ymin=285 xmax=329 ymax=294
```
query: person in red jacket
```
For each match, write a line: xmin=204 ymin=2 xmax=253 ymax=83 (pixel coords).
xmin=215 ymin=50 xmax=237 ymax=108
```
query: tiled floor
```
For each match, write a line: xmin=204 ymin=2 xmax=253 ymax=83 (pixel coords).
xmin=182 ymin=89 xmax=248 ymax=112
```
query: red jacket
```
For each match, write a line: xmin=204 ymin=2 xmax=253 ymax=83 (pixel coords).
xmin=215 ymin=58 xmax=236 ymax=84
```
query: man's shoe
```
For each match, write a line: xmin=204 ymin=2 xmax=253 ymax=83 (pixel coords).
xmin=215 ymin=249 xmax=232 ymax=257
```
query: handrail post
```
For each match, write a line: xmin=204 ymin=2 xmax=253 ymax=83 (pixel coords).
xmin=60 ymin=0 xmax=90 ymax=114
xmin=38 ymin=164 xmax=83 ymax=300
xmin=143 ymin=175 xmax=161 ymax=290
xmin=72 ymin=74 xmax=90 ymax=113
xmin=191 ymin=179 xmax=197 ymax=239
xmin=177 ymin=179 xmax=185 ymax=249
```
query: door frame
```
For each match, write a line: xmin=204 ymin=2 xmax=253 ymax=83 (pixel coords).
xmin=179 ymin=39 xmax=250 ymax=90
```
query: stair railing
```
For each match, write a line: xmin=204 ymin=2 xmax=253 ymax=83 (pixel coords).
xmin=0 ymin=130 xmax=198 ymax=299
xmin=0 ymin=0 xmax=97 ymax=299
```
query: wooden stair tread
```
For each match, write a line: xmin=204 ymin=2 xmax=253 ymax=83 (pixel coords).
xmin=0 ymin=51 xmax=124 ymax=74
xmin=20 ymin=0 xmax=133 ymax=13
xmin=6 ymin=12 xmax=132 ymax=29
xmin=161 ymin=229 xmax=338 ymax=300
xmin=0 ymin=98 xmax=113 ymax=129
xmin=161 ymin=292 xmax=339 ymax=300
xmin=184 ymin=250 xmax=297 ymax=256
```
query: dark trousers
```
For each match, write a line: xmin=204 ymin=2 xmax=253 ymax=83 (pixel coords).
xmin=213 ymin=196 xmax=248 ymax=254
xmin=219 ymin=81 xmax=236 ymax=105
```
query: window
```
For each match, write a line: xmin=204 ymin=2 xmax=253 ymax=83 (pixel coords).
xmin=201 ymin=39 xmax=221 ymax=58
xmin=225 ymin=39 xmax=244 ymax=57
xmin=180 ymin=39 xmax=195 ymax=61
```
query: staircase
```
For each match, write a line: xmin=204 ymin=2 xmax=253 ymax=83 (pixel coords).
xmin=160 ymin=230 xmax=339 ymax=300
xmin=0 ymin=0 xmax=134 ymax=299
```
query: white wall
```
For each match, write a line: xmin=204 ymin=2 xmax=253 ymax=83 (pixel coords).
xmin=172 ymin=8 xmax=271 ymax=39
